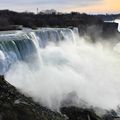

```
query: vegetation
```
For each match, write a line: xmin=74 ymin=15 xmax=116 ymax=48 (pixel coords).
xmin=0 ymin=10 xmax=104 ymax=28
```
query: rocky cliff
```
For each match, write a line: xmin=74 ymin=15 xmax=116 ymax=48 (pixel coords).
xmin=0 ymin=76 xmax=118 ymax=120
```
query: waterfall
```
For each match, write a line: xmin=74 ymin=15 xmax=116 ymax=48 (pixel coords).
xmin=0 ymin=28 xmax=77 ymax=75
xmin=114 ymin=19 xmax=120 ymax=32
xmin=4 ymin=27 xmax=120 ymax=112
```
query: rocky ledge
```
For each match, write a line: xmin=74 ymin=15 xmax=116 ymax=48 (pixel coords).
xmin=0 ymin=76 xmax=65 ymax=120
xmin=0 ymin=76 xmax=118 ymax=120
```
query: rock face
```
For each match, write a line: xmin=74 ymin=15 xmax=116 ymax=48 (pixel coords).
xmin=0 ymin=75 xmax=119 ymax=120
xmin=60 ymin=106 xmax=102 ymax=120
xmin=0 ymin=25 xmax=22 ymax=31
xmin=0 ymin=76 xmax=65 ymax=120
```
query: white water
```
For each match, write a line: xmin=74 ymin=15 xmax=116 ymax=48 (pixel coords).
xmin=0 ymin=28 xmax=120 ymax=112
xmin=114 ymin=19 xmax=120 ymax=32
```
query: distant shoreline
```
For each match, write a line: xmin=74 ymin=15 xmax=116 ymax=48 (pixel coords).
xmin=0 ymin=9 xmax=119 ymax=40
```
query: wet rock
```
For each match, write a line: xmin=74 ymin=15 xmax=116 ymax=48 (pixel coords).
xmin=102 ymin=110 xmax=118 ymax=120
xmin=0 ymin=75 xmax=119 ymax=120
xmin=60 ymin=106 xmax=102 ymax=120
xmin=0 ymin=76 xmax=65 ymax=120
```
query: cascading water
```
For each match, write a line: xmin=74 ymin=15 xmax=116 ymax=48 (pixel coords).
xmin=114 ymin=19 xmax=120 ymax=32
xmin=0 ymin=31 xmax=37 ymax=74
xmin=0 ymin=28 xmax=76 ymax=75
xmin=1 ymin=27 xmax=120 ymax=113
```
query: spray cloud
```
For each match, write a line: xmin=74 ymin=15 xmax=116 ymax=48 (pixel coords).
xmin=4 ymin=32 xmax=120 ymax=113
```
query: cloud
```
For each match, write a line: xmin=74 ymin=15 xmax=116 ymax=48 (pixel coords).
xmin=67 ymin=0 xmax=103 ymax=6
xmin=0 ymin=0 xmax=116 ymax=13
xmin=0 ymin=0 xmax=103 ymax=6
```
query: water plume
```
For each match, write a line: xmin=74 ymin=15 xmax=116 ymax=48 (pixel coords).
xmin=4 ymin=30 xmax=120 ymax=113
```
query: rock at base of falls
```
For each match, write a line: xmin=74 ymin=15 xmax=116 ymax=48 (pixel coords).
xmin=61 ymin=106 xmax=102 ymax=120
xmin=0 ymin=75 xmax=118 ymax=120
xmin=0 ymin=76 xmax=65 ymax=120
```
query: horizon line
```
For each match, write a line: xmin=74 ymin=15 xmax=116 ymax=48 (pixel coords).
xmin=0 ymin=9 xmax=120 ymax=15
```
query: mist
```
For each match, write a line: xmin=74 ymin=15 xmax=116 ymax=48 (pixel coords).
xmin=4 ymin=33 xmax=120 ymax=113
xmin=115 ymin=19 xmax=120 ymax=32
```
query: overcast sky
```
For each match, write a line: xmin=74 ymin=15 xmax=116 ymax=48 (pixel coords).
xmin=0 ymin=0 xmax=119 ymax=14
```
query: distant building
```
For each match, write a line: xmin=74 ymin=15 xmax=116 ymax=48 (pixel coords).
xmin=40 ymin=9 xmax=57 ymax=14
xmin=37 ymin=8 xmax=39 ymax=14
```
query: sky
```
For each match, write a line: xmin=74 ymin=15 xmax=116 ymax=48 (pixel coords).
xmin=0 ymin=0 xmax=119 ymax=14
